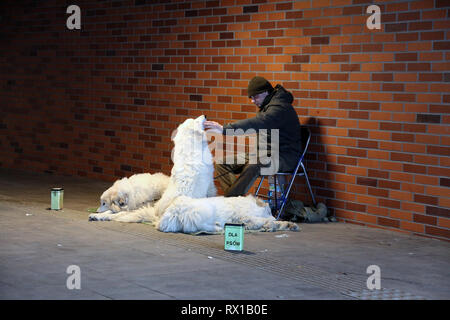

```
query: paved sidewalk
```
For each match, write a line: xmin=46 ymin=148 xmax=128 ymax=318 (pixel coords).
xmin=0 ymin=168 xmax=449 ymax=300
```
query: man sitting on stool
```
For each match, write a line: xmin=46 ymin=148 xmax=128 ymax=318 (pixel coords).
xmin=204 ymin=76 xmax=302 ymax=198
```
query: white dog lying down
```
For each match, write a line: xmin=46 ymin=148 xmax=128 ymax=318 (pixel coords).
xmin=90 ymin=172 xmax=170 ymax=220
xmin=88 ymin=193 xmax=299 ymax=233
xmin=158 ymin=195 xmax=299 ymax=233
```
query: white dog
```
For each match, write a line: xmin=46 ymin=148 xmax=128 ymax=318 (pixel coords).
xmin=89 ymin=172 xmax=170 ymax=221
xmin=158 ymin=195 xmax=299 ymax=233
xmin=89 ymin=115 xmax=216 ymax=222
xmin=153 ymin=115 xmax=216 ymax=217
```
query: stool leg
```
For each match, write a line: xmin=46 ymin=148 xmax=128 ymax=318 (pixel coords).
xmin=275 ymin=174 xmax=295 ymax=220
xmin=301 ymin=162 xmax=316 ymax=207
xmin=255 ymin=176 xmax=265 ymax=196
xmin=273 ymin=175 xmax=278 ymax=212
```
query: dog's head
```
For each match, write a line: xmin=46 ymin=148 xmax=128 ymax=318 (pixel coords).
xmin=97 ymin=179 xmax=131 ymax=213
xmin=173 ymin=115 xmax=206 ymax=140
xmin=171 ymin=115 xmax=210 ymax=163
xmin=97 ymin=188 xmax=116 ymax=213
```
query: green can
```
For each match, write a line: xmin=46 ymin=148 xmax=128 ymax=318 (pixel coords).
xmin=224 ymin=223 xmax=244 ymax=251
xmin=51 ymin=188 xmax=64 ymax=210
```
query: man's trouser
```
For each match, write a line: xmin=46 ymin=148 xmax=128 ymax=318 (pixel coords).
xmin=215 ymin=154 xmax=289 ymax=197
xmin=215 ymin=162 xmax=263 ymax=197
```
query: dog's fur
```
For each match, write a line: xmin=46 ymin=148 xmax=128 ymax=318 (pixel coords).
xmin=89 ymin=172 xmax=170 ymax=220
xmin=153 ymin=115 xmax=216 ymax=217
xmin=158 ymin=195 xmax=298 ymax=233
xmin=91 ymin=202 xmax=158 ymax=223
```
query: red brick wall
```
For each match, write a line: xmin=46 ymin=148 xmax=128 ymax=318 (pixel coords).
xmin=1 ymin=0 xmax=449 ymax=240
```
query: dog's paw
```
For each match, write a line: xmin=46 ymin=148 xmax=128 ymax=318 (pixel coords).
xmin=88 ymin=213 xmax=112 ymax=221
xmin=276 ymin=221 xmax=299 ymax=231
xmin=111 ymin=215 xmax=140 ymax=223
xmin=288 ymin=222 xmax=300 ymax=231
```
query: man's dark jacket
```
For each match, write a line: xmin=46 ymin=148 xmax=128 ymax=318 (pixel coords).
xmin=222 ymin=84 xmax=302 ymax=172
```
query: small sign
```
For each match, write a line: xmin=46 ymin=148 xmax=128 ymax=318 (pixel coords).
xmin=51 ymin=188 xmax=64 ymax=210
xmin=224 ymin=223 xmax=244 ymax=251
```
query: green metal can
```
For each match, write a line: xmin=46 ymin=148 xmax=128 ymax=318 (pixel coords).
xmin=51 ymin=188 xmax=64 ymax=210
xmin=224 ymin=223 xmax=244 ymax=251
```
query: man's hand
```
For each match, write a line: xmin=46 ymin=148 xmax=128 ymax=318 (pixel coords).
xmin=204 ymin=120 xmax=223 ymax=134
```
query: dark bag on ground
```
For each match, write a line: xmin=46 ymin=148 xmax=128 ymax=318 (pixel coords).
xmin=282 ymin=200 xmax=330 ymax=223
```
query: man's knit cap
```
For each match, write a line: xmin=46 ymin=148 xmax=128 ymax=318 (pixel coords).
xmin=247 ymin=76 xmax=274 ymax=98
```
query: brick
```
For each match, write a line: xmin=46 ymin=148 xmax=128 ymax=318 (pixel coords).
xmin=347 ymin=202 xmax=367 ymax=213
xmin=276 ymin=2 xmax=293 ymax=11
xmin=349 ymin=111 xmax=369 ymax=119
xmin=258 ymin=39 xmax=274 ymax=46
xmin=421 ymin=31 xmax=445 ymax=41
xmin=396 ymin=32 xmax=419 ymax=42
xmin=379 ymin=180 xmax=401 ymax=190
xmin=416 ymin=114 xmax=441 ymax=123
xmin=426 ymin=206 xmax=450 ymax=218
xmin=385 ymin=23 xmax=407 ymax=32
xmin=348 ymin=148 xmax=367 ymax=157
xmin=392 ymin=133 xmax=415 ymax=142
xmin=342 ymin=6 xmax=363 ymax=15
xmin=378 ymin=217 xmax=400 ymax=228
xmin=409 ymin=21 xmax=433 ymax=31
xmin=358 ymin=140 xmax=378 ymax=149
xmin=338 ymin=156 xmax=357 ymax=165
xmin=395 ymin=53 xmax=418 ymax=61
xmin=293 ymin=55 xmax=310 ymax=63
xmin=243 ymin=5 xmax=258 ymax=13
xmin=379 ymin=198 xmax=401 ymax=210
xmin=364 ymin=184 xmax=386 ymax=197
xmin=419 ymin=73 xmax=442 ymax=82
xmin=357 ymin=177 xmax=377 ymax=187
xmin=391 ymin=152 xmax=413 ymax=162
xmin=341 ymin=64 xmax=360 ymax=72
xmin=189 ymin=95 xmax=202 ymax=102
xmin=380 ymin=122 xmax=402 ymax=131
xmin=372 ymin=73 xmax=393 ymax=81
xmin=433 ymin=42 xmax=450 ymax=50
xmin=440 ymin=178 xmax=450 ymax=187
xmin=286 ymin=11 xmax=303 ymax=19
xmin=414 ymin=194 xmax=439 ymax=206
xmin=401 ymin=221 xmax=424 ymax=233
xmin=425 ymin=226 xmax=450 ymax=239
xmin=407 ymin=63 xmax=431 ymax=71
xmin=349 ymin=129 xmax=368 ymax=138
xmin=430 ymin=104 xmax=450 ymax=113
xmin=311 ymin=37 xmax=329 ymax=45
xmin=393 ymin=94 xmax=416 ymax=102
xmin=427 ymin=146 xmax=450 ymax=156
xmin=382 ymin=83 xmax=404 ymax=92
xmin=403 ymin=164 xmax=427 ymax=174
